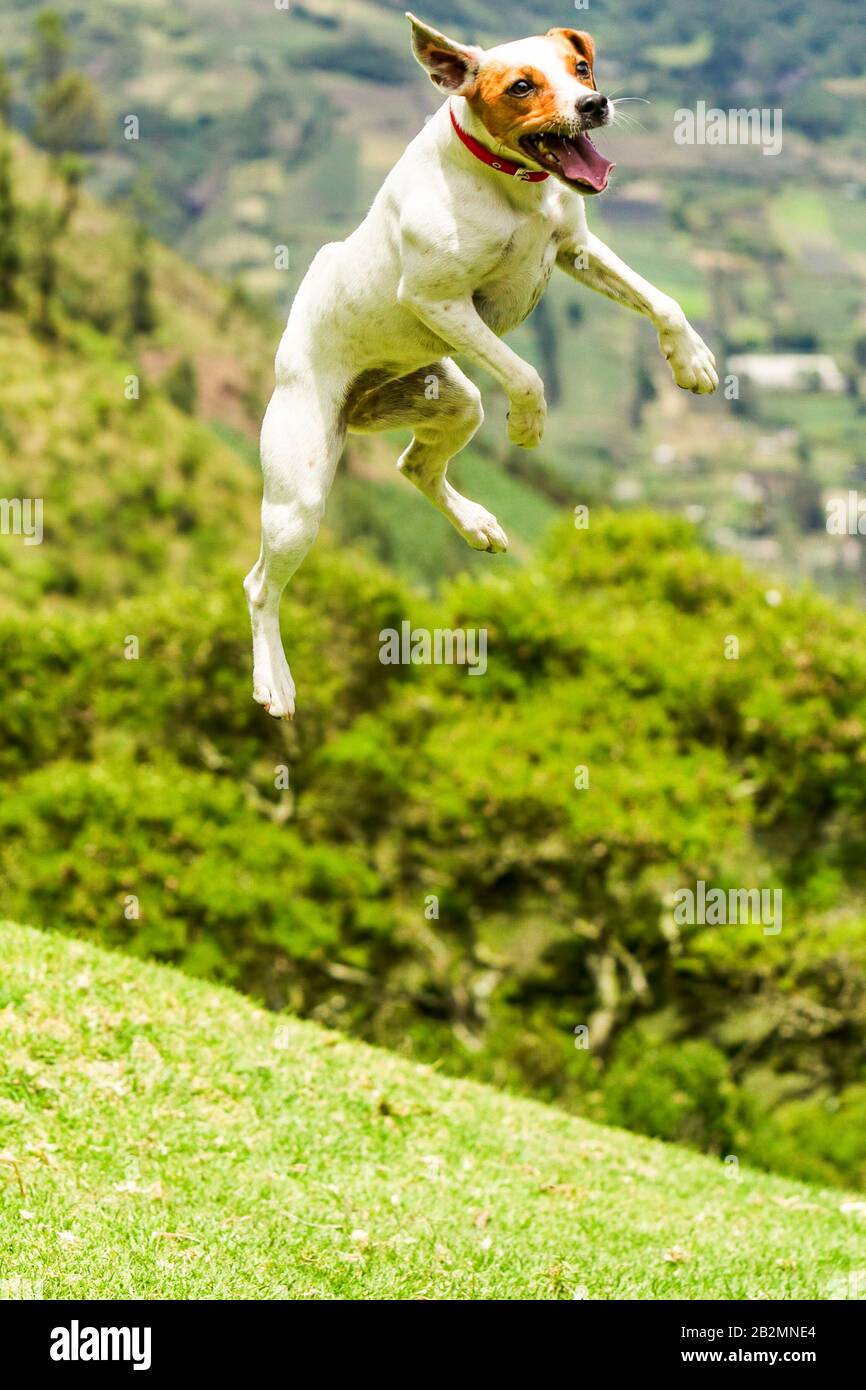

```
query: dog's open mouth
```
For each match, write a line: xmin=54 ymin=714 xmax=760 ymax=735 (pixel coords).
xmin=520 ymin=130 xmax=614 ymax=193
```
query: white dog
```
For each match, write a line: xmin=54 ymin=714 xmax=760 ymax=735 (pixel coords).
xmin=245 ymin=13 xmax=718 ymax=718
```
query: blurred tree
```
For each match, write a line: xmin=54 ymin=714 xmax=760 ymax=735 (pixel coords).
xmin=31 ymin=11 xmax=106 ymax=156
xmin=629 ymin=336 xmax=657 ymax=429
xmin=31 ymin=203 xmax=58 ymax=338
xmin=0 ymin=58 xmax=13 ymax=123
xmin=56 ymin=152 xmax=87 ymax=229
xmin=164 ymin=357 xmax=198 ymax=415
xmin=0 ymin=141 xmax=20 ymax=311
xmin=29 ymin=10 xmax=70 ymax=87
xmin=790 ymin=443 xmax=824 ymax=533
xmin=36 ymin=71 xmax=107 ymax=155
xmin=529 ymin=295 xmax=562 ymax=408
xmin=127 ymin=224 xmax=156 ymax=336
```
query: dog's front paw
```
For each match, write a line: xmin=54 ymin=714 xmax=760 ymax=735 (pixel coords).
xmin=659 ymin=320 xmax=718 ymax=395
xmin=507 ymin=390 xmax=547 ymax=448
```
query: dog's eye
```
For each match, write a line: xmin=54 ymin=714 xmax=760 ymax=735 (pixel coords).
xmin=508 ymin=79 xmax=534 ymax=97
xmin=576 ymin=62 xmax=591 ymax=77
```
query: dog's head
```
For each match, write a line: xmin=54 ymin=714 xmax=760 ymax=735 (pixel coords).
xmin=406 ymin=13 xmax=614 ymax=195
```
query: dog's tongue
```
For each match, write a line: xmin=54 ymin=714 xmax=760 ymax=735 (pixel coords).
xmin=546 ymin=132 xmax=614 ymax=191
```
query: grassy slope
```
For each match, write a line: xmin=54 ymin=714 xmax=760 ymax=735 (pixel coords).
xmin=2 ymin=923 xmax=865 ymax=1300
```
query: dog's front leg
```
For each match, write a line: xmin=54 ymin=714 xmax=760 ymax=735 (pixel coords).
xmin=558 ymin=231 xmax=718 ymax=395
xmin=397 ymin=288 xmax=547 ymax=447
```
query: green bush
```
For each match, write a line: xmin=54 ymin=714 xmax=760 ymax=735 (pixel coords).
xmin=0 ymin=757 xmax=385 ymax=1002
xmin=4 ymin=513 xmax=866 ymax=1188
xmin=603 ymin=1033 xmax=746 ymax=1154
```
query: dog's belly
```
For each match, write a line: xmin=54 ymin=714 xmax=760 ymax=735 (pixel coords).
xmin=473 ymin=238 xmax=558 ymax=335
xmin=473 ymin=266 xmax=554 ymax=335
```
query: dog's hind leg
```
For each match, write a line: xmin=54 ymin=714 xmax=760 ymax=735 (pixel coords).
xmin=347 ymin=359 xmax=507 ymax=553
xmin=244 ymin=371 xmax=346 ymax=719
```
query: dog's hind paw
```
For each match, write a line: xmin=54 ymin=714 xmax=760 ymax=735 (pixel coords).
xmin=447 ymin=495 xmax=509 ymax=553
xmin=253 ymin=666 xmax=296 ymax=720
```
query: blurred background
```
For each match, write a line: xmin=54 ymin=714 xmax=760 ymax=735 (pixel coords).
xmin=1 ymin=0 xmax=866 ymax=1192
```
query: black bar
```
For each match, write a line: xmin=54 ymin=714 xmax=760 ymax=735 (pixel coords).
xmin=0 ymin=1298 xmax=859 ymax=1373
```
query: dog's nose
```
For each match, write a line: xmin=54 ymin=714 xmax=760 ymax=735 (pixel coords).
xmin=577 ymin=92 xmax=609 ymax=121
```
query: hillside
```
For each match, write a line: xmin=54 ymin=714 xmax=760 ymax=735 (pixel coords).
xmin=3 ymin=1 xmax=866 ymax=596
xmin=2 ymin=922 xmax=865 ymax=1300
xmin=4 ymin=0 xmax=862 ymax=279
xmin=0 ymin=129 xmax=270 ymax=611
xmin=3 ymin=20 xmax=866 ymax=1223
xmin=3 ymin=129 xmax=866 ymax=1190
xmin=0 ymin=130 xmax=551 ymax=598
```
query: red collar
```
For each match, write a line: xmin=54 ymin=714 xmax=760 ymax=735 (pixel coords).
xmin=449 ymin=103 xmax=550 ymax=183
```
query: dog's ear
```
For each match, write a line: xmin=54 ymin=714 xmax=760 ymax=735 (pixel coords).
xmin=547 ymin=28 xmax=596 ymax=68
xmin=405 ymin=12 xmax=483 ymax=95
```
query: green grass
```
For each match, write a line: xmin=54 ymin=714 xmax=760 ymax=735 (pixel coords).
xmin=2 ymin=923 xmax=865 ymax=1300
xmin=769 ymin=188 xmax=834 ymax=246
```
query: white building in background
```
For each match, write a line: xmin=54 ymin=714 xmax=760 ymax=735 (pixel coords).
xmin=728 ymin=353 xmax=847 ymax=393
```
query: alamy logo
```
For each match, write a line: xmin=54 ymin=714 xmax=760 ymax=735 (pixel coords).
xmin=826 ymin=492 xmax=866 ymax=535
xmin=379 ymin=621 xmax=487 ymax=676
xmin=673 ymin=880 xmax=782 ymax=936
xmin=674 ymin=102 xmax=783 ymax=156
xmin=0 ymin=497 xmax=43 ymax=545
xmin=50 ymin=1321 xmax=152 ymax=1371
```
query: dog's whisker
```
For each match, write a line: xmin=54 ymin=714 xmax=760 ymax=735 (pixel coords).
xmin=611 ymin=120 xmax=647 ymax=135
xmin=608 ymin=104 xmax=647 ymax=134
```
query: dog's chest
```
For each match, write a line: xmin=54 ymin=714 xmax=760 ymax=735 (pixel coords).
xmin=472 ymin=217 xmax=561 ymax=334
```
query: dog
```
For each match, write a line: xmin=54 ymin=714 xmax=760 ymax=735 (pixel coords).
xmin=244 ymin=12 xmax=718 ymax=719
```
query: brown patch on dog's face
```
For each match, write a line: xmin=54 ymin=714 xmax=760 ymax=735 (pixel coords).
xmin=548 ymin=28 xmax=596 ymax=74
xmin=467 ymin=31 xmax=598 ymax=149
xmin=470 ymin=63 xmax=560 ymax=148
xmin=463 ymin=29 xmax=613 ymax=194
xmin=406 ymin=15 xmax=614 ymax=194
